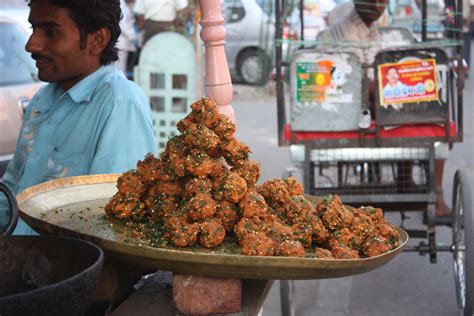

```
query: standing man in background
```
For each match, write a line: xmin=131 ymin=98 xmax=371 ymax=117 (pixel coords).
xmin=117 ymin=0 xmax=138 ymax=77
xmin=134 ymin=0 xmax=189 ymax=44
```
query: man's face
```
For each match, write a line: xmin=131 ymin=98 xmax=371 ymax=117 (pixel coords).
xmin=387 ymin=68 xmax=399 ymax=85
xmin=25 ymin=0 xmax=100 ymax=91
xmin=354 ymin=0 xmax=388 ymax=26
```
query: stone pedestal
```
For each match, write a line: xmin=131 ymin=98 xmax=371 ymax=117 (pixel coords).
xmin=173 ymin=275 xmax=242 ymax=315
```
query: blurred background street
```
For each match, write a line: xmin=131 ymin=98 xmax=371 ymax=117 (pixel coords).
xmin=1 ymin=0 xmax=473 ymax=314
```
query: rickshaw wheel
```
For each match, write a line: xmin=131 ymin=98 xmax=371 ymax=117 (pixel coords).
xmin=451 ymin=170 xmax=474 ymax=316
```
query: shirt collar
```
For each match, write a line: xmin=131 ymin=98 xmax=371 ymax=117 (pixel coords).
xmin=32 ymin=65 xmax=117 ymax=114
xmin=66 ymin=65 xmax=116 ymax=103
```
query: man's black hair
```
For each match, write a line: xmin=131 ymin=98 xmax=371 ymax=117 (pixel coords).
xmin=29 ymin=0 xmax=122 ymax=65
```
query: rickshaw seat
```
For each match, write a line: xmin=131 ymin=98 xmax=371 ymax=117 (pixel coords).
xmin=283 ymin=121 xmax=456 ymax=141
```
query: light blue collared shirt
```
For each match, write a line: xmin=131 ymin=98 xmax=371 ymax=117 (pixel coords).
xmin=1 ymin=65 xmax=157 ymax=235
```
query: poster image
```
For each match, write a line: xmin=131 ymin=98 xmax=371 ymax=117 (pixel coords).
xmin=296 ymin=60 xmax=353 ymax=103
xmin=378 ymin=59 xmax=439 ymax=107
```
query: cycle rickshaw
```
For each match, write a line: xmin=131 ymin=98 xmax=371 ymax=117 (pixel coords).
xmin=272 ymin=0 xmax=473 ymax=315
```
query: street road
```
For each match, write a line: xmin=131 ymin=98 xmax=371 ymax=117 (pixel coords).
xmin=231 ymin=66 xmax=473 ymax=315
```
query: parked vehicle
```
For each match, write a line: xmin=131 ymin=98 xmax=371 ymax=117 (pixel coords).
xmin=0 ymin=10 xmax=44 ymax=176
xmin=389 ymin=0 xmax=445 ymax=39
xmin=223 ymin=0 xmax=275 ymax=85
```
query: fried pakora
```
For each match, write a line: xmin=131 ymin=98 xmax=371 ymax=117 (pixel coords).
xmin=221 ymin=139 xmax=251 ymax=166
xmin=212 ymin=113 xmax=235 ymax=141
xmin=155 ymin=180 xmax=183 ymax=196
xmin=143 ymin=189 xmax=178 ymax=220
xmin=331 ymin=244 xmax=360 ymax=259
xmin=154 ymin=156 xmax=178 ymax=182
xmin=117 ymin=171 xmax=145 ymax=197
xmin=232 ymin=160 xmax=261 ymax=188
xmin=190 ymin=98 xmax=220 ymax=128
xmin=164 ymin=135 xmax=188 ymax=177
xmin=362 ymin=235 xmax=392 ymax=257
xmin=278 ymin=240 xmax=306 ymax=257
xmin=216 ymin=172 xmax=248 ymax=203
xmin=176 ymin=112 xmax=196 ymax=133
xmin=291 ymin=222 xmax=313 ymax=248
xmin=239 ymin=231 xmax=276 ymax=256
xmin=313 ymin=247 xmax=334 ymax=259
xmin=106 ymin=98 xmax=400 ymax=260
xmin=285 ymin=176 xmax=304 ymax=196
xmin=184 ymin=177 xmax=212 ymax=199
xmin=321 ymin=195 xmax=354 ymax=230
xmin=186 ymin=193 xmax=217 ymax=222
xmin=258 ymin=179 xmax=291 ymax=204
xmin=169 ymin=222 xmax=201 ymax=247
xmin=185 ymin=150 xmax=216 ymax=178
xmin=105 ymin=193 xmax=146 ymax=220
xmin=239 ymin=189 xmax=267 ymax=218
xmin=304 ymin=213 xmax=330 ymax=244
xmin=136 ymin=153 xmax=162 ymax=184
xmin=264 ymin=215 xmax=293 ymax=242
xmin=184 ymin=123 xmax=220 ymax=153
xmin=199 ymin=219 xmax=226 ymax=248
xmin=215 ymin=200 xmax=240 ymax=232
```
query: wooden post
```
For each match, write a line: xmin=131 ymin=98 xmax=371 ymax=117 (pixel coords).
xmin=171 ymin=1 xmax=241 ymax=314
xmin=198 ymin=0 xmax=235 ymax=122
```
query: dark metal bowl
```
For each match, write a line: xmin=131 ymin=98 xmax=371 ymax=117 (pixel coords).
xmin=0 ymin=235 xmax=104 ymax=316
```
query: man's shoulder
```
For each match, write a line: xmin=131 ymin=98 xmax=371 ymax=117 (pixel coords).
xmin=322 ymin=15 xmax=359 ymax=41
xmin=95 ymin=69 xmax=148 ymax=106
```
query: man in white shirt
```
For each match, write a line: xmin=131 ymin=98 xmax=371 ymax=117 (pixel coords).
xmin=319 ymin=0 xmax=386 ymax=69
xmin=134 ymin=0 xmax=188 ymax=43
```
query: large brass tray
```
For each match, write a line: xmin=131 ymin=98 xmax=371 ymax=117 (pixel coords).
xmin=16 ymin=174 xmax=408 ymax=280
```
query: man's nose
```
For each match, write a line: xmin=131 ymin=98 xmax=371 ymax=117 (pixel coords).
xmin=25 ymin=31 xmax=43 ymax=54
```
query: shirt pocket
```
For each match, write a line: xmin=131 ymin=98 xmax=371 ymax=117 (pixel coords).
xmin=43 ymin=149 xmax=87 ymax=180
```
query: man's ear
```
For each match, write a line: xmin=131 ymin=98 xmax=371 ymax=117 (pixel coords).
xmin=89 ymin=27 xmax=111 ymax=57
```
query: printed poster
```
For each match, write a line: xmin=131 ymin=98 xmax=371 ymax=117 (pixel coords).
xmin=296 ymin=60 xmax=353 ymax=103
xmin=378 ymin=59 xmax=439 ymax=107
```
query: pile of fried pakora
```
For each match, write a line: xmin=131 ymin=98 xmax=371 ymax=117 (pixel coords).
xmin=105 ymin=98 xmax=400 ymax=259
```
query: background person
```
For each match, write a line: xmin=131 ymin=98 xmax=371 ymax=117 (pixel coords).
xmin=0 ymin=0 xmax=157 ymax=235
xmin=117 ymin=0 xmax=138 ymax=77
xmin=133 ymin=0 xmax=189 ymax=44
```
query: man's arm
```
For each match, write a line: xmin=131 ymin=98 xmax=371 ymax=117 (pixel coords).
xmin=89 ymin=99 xmax=157 ymax=175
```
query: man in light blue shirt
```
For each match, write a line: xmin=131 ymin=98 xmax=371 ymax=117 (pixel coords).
xmin=0 ymin=0 xmax=157 ymax=235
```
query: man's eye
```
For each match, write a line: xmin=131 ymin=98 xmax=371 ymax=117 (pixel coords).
xmin=45 ymin=29 xmax=58 ymax=37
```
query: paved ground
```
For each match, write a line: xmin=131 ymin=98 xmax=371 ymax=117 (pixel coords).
xmin=231 ymin=64 xmax=473 ymax=315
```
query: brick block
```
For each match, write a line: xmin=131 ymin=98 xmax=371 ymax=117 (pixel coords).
xmin=172 ymin=274 xmax=242 ymax=315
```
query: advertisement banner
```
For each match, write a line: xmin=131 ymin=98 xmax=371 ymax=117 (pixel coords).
xmin=296 ymin=60 xmax=353 ymax=103
xmin=378 ymin=59 xmax=439 ymax=106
